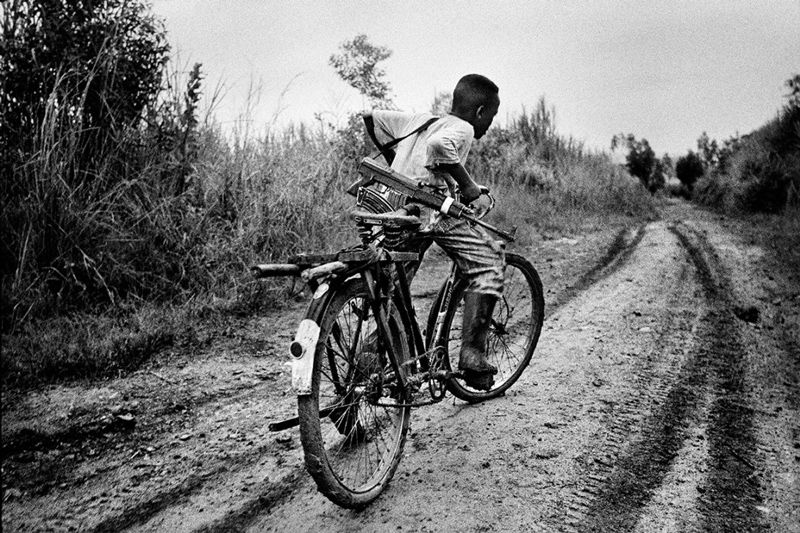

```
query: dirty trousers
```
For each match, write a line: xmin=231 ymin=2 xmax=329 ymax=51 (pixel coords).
xmin=405 ymin=216 xmax=505 ymax=298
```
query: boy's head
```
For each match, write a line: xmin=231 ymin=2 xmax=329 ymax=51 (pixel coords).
xmin=451 ymin=74 xmax=500 ymax=139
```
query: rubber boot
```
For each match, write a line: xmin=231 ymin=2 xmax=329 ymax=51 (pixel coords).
xmin=457 ymin=292 xmax=498 ymax=391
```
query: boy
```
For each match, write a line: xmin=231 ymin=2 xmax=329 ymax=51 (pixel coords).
xmin=362 ymin=74 xmax=504 ymax=391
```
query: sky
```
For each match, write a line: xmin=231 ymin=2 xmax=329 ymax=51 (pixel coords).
xmin=151 ymin=0 xmax=799 ymax=156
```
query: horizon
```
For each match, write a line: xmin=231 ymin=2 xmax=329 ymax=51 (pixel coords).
xmin=152 ymin=0 xmax=799 ymax=157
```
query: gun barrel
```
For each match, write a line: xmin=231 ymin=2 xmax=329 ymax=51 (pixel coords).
xmin=463 ymin=215 xmax=516 ymax=242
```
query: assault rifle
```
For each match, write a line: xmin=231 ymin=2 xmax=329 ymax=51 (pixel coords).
xmin=347 ymin=157 xmax=517 ymax=242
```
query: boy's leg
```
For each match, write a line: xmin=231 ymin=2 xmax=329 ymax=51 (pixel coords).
xmin=429 ymin=219 xmax=505 ymax=390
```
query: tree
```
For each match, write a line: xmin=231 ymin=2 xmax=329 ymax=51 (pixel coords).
xmin=675 ymin=151 xmax=704 ymax=191
xmin=329 ymin=34 xmax=393 ymax=107
xmin=611 ymin=133 xmax=661 ymax=192
xmin=696 ymin=131 xmax=719 ymax=169
xmin=661 ymin=153 xmax=675 ymax=181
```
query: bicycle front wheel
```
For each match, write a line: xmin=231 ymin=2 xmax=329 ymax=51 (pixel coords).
xmin=297 ymin=278 xmax=411 ymax=509
xmin=442 ymin=252 xmax=544 ymax=402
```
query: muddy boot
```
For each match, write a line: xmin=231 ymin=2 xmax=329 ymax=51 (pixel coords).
xmin=457 ymin=292 xmax=498 ymax=391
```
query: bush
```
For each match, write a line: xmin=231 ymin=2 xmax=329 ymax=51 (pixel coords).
xmin=693 ymin=76 xmax=799 ymax=213
xmin=731 ymin=141 xmax=796 ymax=213
xmin=1 ymin=0 xmax=169 ymax=183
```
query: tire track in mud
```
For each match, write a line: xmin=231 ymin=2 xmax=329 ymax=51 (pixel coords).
xmin=86 ymin=442 xmax=293 ymax=531
xmin=91 ymin=470 xmax=303 ymax=533
xmin=2 ymin=354 xmax=290 ymax=458
xmin=561 ymin=221 xmax=765 ymax=532
xmin=546 ymin=225 xmax=646 ymax=315
xmin=671 ymin=223 xmax=764 ymax=532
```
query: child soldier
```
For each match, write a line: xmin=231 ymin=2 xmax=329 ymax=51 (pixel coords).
xmin=362 ymin=74 xmax=504 ymax=391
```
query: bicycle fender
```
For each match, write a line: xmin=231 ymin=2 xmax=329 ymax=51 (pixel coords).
xmin=289 ymin=282 xmax=336 ymax=395
xmin=290 ymin=318 xmax=320 ymax=395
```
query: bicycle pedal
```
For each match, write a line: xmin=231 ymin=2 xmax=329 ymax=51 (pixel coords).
xmin=414 ymin=380 xmax=445 ymax=401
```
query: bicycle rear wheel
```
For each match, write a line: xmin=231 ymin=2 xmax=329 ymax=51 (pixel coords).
xmin=441 ymin=252 xmax=544 ymax=402
xmin=297 ymin=278 xmax=411 ymax=509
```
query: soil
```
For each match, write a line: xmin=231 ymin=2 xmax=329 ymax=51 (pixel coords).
xmin=2 ymin=199 xmax=799 ymax=532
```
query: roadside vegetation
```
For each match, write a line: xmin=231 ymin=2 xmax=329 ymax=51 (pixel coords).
xmin=674 ymin=75 xmax=800 ymax=216
xmin=1 ymin=6 xmax=653 ymax=389
xmin=669 ymin=74 xmax=800 ymax=278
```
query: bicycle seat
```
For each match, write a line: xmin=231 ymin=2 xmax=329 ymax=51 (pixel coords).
xmin=351 ymin=209 xmax=421 ymax=229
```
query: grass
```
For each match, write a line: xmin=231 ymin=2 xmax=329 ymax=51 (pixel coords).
xmin=2 ymin=304 xmax=189 ymax=389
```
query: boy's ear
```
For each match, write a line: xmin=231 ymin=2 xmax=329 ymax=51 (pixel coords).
xmin=475 ymin=105 xmax=485 ymax=118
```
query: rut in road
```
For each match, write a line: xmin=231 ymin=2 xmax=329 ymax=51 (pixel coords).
xmin=564 ymin=221 xmax=764 ymax=532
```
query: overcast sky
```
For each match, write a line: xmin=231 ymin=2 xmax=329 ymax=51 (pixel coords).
xmin=152 ymin=0 xmax=799 ymax=156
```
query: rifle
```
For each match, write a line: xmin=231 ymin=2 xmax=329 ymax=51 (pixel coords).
xmin=347 ymin=157 xmax=517 ymax=242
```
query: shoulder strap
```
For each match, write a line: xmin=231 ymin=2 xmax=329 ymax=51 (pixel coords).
xmin=364 ymin=115 xmax=439 ymax=165
xmin=383 ymin=117 xmax=439 ymax=150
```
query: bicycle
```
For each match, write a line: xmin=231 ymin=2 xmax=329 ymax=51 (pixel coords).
xmin=253 ymin=158 xmax=545 ymax=509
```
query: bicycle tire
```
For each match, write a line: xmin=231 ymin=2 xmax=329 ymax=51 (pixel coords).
xmin=297 ymin=278 xmax=412 ymax=509
xmin=440 ymin=252 xmax=544 ymax=402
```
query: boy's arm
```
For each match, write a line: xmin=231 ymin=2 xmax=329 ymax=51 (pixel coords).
xmin=434 ymin=162 xmax=482 ymax=204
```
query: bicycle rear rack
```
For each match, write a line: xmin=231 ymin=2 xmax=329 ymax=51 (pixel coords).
xmin=251 ymin=249 xmax=419 ymax=281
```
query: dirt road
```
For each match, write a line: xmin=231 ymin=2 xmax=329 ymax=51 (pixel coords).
xmin=3 ymin=200 xmax=799 ymax=532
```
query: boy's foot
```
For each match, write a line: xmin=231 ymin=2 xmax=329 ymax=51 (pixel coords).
xmin=459 ymin=366 xmax=497 ymax=391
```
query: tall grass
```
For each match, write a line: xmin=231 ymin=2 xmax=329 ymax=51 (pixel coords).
xmin=471 ymin=98 xmax=655 ymax=237
xmin=1 ymin=74 xmax=655 ymax=388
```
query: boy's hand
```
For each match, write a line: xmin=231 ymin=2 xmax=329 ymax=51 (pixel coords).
xmin=460 ymin=182 xmax=482 ymax=204
xmin=468 ymin=189 xmax=492 ymax=218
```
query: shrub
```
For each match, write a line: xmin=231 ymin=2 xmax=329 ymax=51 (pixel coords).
xmin=1 ymin=0 xmax=169 ymax=184
xmin=693 ymin=75 xmax=799 ymax=213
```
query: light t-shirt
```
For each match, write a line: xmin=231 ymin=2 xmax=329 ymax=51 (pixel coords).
xmin=371 ymin=110 xmax=474 ymax=190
